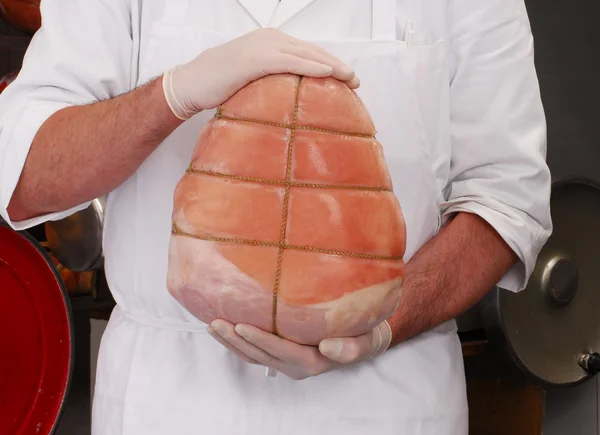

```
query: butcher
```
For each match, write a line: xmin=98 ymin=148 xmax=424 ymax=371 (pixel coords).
xmin=0 ymin=1 xmax=552 ymax=434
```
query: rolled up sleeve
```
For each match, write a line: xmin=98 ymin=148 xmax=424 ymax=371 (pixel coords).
xmin=0 ymin=0 xmax=133 ymax=230
xmin=442 ymin=0 xmax=552 ymax=292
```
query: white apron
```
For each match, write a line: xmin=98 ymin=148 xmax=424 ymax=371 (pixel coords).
xmin=92 ymin=1 xmax=468 ymax=433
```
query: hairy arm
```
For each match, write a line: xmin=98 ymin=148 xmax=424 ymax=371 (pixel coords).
xmin=7 ymin=77 xmax=182 ymax=221
xmin=385 ymin=0 xmax=552 ymax=346
xmin=387 ymin=212 xmax=517 ymax=346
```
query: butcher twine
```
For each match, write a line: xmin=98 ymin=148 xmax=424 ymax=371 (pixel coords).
xmin=172 ymin=76 xmax=402 ymax=336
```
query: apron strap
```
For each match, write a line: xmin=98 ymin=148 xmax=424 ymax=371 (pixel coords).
xmin=118 ymin=307 xmax=210 ymax=333
xmin=163 ymin=0 xmax=191 ymax=26
xmin=372 ymin=0 xmax=397 ymax=41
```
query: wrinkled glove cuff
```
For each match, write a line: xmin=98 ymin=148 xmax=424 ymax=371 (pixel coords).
xmin=367 ymin=320 xmax=393 ymax=360
xmin=162 ymin=66 xmax=196 ymax=121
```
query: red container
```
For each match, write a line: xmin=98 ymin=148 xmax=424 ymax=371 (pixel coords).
xmin=0 ymin=0 xmax=41 ymax=34
xmin=0 ymin=224 xmax=73 ymax=434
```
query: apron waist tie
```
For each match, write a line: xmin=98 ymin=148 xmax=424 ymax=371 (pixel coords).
xmin=116 ymin=306 xmax=209 ymax=333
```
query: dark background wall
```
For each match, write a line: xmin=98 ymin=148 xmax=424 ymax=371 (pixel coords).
xmin=0 ymin=18 xmax=30 ymax=77
xmin=525 ymin=0 xmax=600 ymax=183
xmin=523 ymin=1 xmax=600 ymax=434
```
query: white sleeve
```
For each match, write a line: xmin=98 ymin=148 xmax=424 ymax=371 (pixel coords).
xmin=0 ymin=0 xmax=133 ymax=230
xmin=442 ymin=0 xmax=553 ymax=292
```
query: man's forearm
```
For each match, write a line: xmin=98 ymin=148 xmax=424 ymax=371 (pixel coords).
xmin=7 ymin=77 xmax=183 ymax=221
xmin=388 ymin=212 xmax=518 ymax=347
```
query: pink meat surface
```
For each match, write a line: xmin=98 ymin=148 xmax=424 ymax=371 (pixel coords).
xmin=167 ymin=74 xmax=406 ymax=345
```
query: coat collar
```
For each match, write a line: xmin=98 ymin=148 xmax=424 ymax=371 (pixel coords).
xmin=237 ymin=0 xmax=319 ymax=29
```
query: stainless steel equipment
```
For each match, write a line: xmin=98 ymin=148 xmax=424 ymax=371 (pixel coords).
xmin=476 ymin=177 xmax=600 ymax=387
xmin=44 ymin=197 xmax=106 ymax=273
xmin=456 ymin=0 xmax=600 ymax=394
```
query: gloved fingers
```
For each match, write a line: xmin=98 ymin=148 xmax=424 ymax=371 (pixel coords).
xmin=208 ymin=323 xmax=261 ymax=365
xmin=210 ymin=319 xmax=282 ymax=368
xmin=234 ymin=324 xmax=320 ymax=363
xmin=280 ymin=43 xmax=356 ymax=83
xmin=282 ymin=33 xmax=345 ymax=63
xmin=261 ymin=53 xmax=334 ymax=78
xmin=319 ymin=320 xmax=393 ymax=363
xmin=344 ymin=75 xmax=361 ymax=89
xmin=318 ymin=321 xmax=392 ymax=363
xmin=318 ymin=331 xmax=376 ymax=364
xmin=234 ymin=324 xmax=336 ymax=378
xmin=281 ymin=37 xmax=360 ymax=89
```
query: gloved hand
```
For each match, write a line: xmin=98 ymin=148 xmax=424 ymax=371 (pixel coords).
xmin=207 ymin=319 xmax=392 ymax=380
xmin=162 ymin=28 xmax=359 ymax=120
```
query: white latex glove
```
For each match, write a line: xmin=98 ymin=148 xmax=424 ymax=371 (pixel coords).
xmin=162 ymin=28 xmax=360 ymax=120
xmin=208 ymin=319 xmax=392 ymax=380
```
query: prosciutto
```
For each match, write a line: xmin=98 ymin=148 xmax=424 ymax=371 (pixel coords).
xmin=167 ymin=74 xmax=406 ymax=345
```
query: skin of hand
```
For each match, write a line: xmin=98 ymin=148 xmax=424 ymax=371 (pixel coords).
xmin=8 ymin=29 xmax=357 ymax=221
xmin=162 ymin=28 xmax=359 ymax=119
xmin=208 ymin=318 xmax=392 ymax=380
xmin=208 ymin=212 xmax=517 ymax=379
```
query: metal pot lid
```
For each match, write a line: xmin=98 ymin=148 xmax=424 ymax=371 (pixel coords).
xmin=44 ymin=197 xmax=106 ymax=272
xmin=483 ymin=178 xmax=600 ymax=387
xmin=0 ymin=224 xmax=74 ymax=434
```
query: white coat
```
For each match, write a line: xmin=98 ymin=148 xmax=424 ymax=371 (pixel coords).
xmin=0 ymin=1 xmax=552 ymax=434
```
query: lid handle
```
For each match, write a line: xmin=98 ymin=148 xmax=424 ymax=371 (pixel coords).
xmin=578 ymin=353 xmax=600 ymax=374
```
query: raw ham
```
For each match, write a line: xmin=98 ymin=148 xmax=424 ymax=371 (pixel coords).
xmin=167 ymin=74 xmax=406 ymax=345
